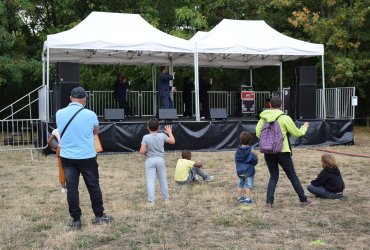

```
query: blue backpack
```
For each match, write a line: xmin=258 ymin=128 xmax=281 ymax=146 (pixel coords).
xmin=259 ymin=114 xmax=285 ymax=154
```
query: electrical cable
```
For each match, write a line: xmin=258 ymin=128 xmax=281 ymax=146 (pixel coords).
xmin=307 ymin=147 xmax=370 ymax=159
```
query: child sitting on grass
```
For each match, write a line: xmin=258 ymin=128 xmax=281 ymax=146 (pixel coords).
xmin=175 ymin=150 xmax=214 ymax=184
xmin=140 ymin=118 xmax=175 ymax=205
xmin=307 ymin=154 xmax=345 ymax=199
xmin=235 ymin=131 xmax=258 ymax=204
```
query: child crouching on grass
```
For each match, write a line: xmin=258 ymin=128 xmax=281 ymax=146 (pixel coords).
xmin=140 ymin=118 xmax=175 ymax=205
xmin=175 ymin=150 xmax=214 ymax=184
xmin=307 ymin=154 xmax=345 ymax=199
xmin=235 ymin=132 xmax=258 ymax=205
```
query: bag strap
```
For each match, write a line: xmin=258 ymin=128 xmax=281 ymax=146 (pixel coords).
xmin=60 ymin=107 xmax=85 ymax=139
xmin=274 ymin=113 xmax=285 ymax=122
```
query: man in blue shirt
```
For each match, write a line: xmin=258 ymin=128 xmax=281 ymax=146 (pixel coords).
xmin=56 ymin=87 xmax=113 ymax=229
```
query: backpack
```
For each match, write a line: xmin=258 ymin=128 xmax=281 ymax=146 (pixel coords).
xmin=259 ymin=114 xmax=285 ymax=154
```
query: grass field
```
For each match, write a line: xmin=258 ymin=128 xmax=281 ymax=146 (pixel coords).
xmin=0 ymin=127 xmax=369 ymax=249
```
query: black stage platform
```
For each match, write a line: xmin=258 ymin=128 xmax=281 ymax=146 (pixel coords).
xmin=56 ymin=116 xmax=353 ymax=153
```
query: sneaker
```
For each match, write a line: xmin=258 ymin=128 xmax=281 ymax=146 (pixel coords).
xmin=237 ymin=197 xmax=246 ymax=203
xmin=204 ymin=176 xmax=215 ymax=182
xmin=147 ymin=201 xmax=155 ymax=206
xmin=242 ymin=199 xmax=256 ymax=205
xmin=69 ymin=220 xmax=81 ymax=229
xmin=301 ymin=200 xmax=313 ymax=207
xmin=61 ymin=188 xmax=67 ymax=193
xmin=95 ymin=214 xmax=114 ymax=224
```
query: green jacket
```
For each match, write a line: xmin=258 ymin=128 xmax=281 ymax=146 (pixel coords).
xmin=256 ymin=109 xmax=308 ymax=153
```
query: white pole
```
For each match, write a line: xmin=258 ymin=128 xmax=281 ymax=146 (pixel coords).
xmin=152 ymin=64 xmax=157 ymax=116
xmin=169 ymin=58 xmax=174 ymax=104
xmin=46 ymin=48 xmax=50 ymax=122
xmin=321 ymin=55 xmax=326 ymax=119
xmin=194 ymin=48 xmax=200 ymax=122
xmin=249 ymin=68 xmax=253 ymax=87
xmin=280 ymin=61 xmax=283 ymax=111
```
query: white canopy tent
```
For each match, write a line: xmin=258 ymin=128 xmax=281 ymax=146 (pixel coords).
xmin=42 ymin=11 xmax=196 ymax=120
xmin=42 ymin=12 xmax=326 ymax=121
xmin=191 ymin=19 xmax=325 ymax=121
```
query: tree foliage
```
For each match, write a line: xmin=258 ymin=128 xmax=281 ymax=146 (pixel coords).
xmin=0 ymin=0 xmax=368 ymax=116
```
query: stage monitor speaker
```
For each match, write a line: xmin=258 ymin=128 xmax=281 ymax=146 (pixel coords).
xmin=52 ymin=82 xmax=80 ymax=115
xmin=159 ymin=109 xmax=177 ymax=120
xmin=295 ymin=66 xmax=317 ymax=85
xmin=56 ymin=62 xmax=80 ymax=83
xmin=210 ymin=108 xmax=227 ymax=120
xmin=104 ymin=109 xmax=125 ymax=121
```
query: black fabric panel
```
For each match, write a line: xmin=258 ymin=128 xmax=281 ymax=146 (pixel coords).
xmin=47 ymin=119 xmax=354 ymax=153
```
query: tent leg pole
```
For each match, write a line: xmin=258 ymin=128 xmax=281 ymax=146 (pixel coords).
xmin=194 ymin=50 xmax=200 ymax=122
xmin=152 ymin=64 xmax=157 ymax=116
xmin=322 ymin=56 xmax=326 ymax=119
xmin=280 ymin=61 xmax=283 ymax=111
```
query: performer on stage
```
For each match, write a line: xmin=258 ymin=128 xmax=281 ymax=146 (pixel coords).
xmin=113 ymin=73 xmax=133 ymax=118
xmin=158 ymin=66 xmax=176 ymax=109
xmin=182 ymin=76 xmax=193 ymax=117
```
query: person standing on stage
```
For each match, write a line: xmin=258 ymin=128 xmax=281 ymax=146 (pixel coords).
xmin=56 ymin=87 xmax=113 ymax=229
xmin=182 ymin=76 xmax=193 ymax=117
xmin=199 ymin=74 xmax=212 ymax=118
xmin=114 ymin=74 xmax=133 ymax=118
xmin=158 ymin=66 xmax=176 ymax=109
xmin=113 ymin=73 xmax=124 ymax=108
xmin=255 ymin=96 xmax=311 ymax=208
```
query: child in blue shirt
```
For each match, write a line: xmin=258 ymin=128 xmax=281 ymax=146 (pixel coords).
xmin=235 ymin=132 xmax=258 ymax=204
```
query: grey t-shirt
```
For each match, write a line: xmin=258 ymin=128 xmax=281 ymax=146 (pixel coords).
xmin=141 ymin=133 xmax=169 ymax=158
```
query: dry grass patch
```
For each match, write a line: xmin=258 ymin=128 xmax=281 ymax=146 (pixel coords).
xmin=0 ymin=127 xmax=369 ymax=249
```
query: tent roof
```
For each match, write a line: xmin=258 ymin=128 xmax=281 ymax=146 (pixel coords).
xmin=44 ymin=12 xmax=194 ymax=65
xmin=192 ymin=19 xmax=324 ymax=68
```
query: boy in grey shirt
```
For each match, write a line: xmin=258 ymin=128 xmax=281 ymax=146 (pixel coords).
xmin=140 ymin=118 xmax=175 ymax=204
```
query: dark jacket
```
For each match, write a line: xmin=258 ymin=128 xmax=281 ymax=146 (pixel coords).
xmin=158 ymin=73 xmax=174 ymax=97
xmin=235 ymin=145 xmax=258 ymax=177
xmin=311 ymin=167 xmax=345 ymax=193
xmin=114 ymin=80 xmax=127 ymax=101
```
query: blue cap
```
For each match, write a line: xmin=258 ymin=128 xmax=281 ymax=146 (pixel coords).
xmin=71 ymin=87 xmax=87 ymax=99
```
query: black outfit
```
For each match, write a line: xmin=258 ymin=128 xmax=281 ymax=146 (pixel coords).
xmin=114 ymin=80 xmax=133 ymax=117
xmin=61 ymin=157 xmax=104 ymax=220
xmin=182 ymin=77 xmax=193 ymax=117
xmin=264 ymin=153 xmax=308 ymax=204
xmin=199 ymin=77 xmax=211 ymax=118
xmin=307 ymin=167 xmax=345 ymax=199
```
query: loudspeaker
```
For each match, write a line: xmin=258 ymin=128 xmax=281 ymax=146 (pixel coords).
xmin=56 ymin=62 xmax=80 ymax=83
xmin=290 ymin=84 xmax=316 ymax=119
xmin=210 ymin=108 xmax=227 ymax=120
xmin=104 ymin=109 xmax=125 ymax=121
xmin=52 ymin=82 xmax=80 ymax=115
xmin=159 ymin=109 xmax=177 ymax=120
xmin=295 ymin=66 xmax=317 ymax=85
xmin=297 ymin=85 xmax=316 ymax=119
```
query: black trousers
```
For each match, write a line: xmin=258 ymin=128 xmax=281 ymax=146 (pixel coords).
xmin=61 ymin=157 xmax=104 ymax=220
